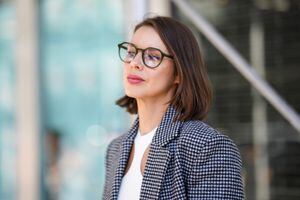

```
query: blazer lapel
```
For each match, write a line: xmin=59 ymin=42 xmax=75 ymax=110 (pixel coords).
xmin=140 ymin=106 xmax=182 ymax=199
xmin=109 ymin=118 xmax=139 ymax=200
xmin=109 ymin=106 xmax=182 ymax=200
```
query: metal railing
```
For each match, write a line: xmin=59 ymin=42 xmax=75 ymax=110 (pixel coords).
xmin=172 ymin=0 xmax=300 ymax=133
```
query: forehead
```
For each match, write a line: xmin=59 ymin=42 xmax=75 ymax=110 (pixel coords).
xmin=130 ymin=26 xmax=168 ymax=52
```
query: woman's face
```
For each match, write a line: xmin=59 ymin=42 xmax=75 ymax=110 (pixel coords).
xmin=123 ymin=26 xmax=178 ymax=103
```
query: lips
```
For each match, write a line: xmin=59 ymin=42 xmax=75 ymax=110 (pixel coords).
xmin=127 ymin=74 xmax=145 ymax=84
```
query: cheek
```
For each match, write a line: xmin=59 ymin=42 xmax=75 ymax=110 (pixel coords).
xmin=123 ymin=66 xmax=127 ymax=79
xmin=123 ymin=64 xmax=130 ymax=81
xmin=149 ymin=69 xmax=175 ymax=89
xmin=123 ymin=63 xmax=128 ymax=75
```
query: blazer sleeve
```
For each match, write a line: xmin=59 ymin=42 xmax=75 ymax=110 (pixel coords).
xmin=187 ymin=135 xmax=244 ymax=200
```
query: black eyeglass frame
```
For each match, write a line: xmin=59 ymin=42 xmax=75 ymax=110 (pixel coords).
xmin=118 ymin=42 xmax=174 ymax=68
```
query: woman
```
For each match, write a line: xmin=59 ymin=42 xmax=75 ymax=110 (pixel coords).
xmin=103 ymin=16 xmax=244 ymax=200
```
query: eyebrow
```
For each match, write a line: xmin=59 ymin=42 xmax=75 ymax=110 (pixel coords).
xmin=130 ymin=42 xmax=166 ymax=51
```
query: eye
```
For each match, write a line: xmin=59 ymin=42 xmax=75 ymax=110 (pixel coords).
xmin=144 ymin=49 xmax=162 ymax=61
xmin=127 ymin=51 xmax=135 ymax=55
xmin=144 ymin=54 xmax=161 ymax=61
xmin=126 ymin=50 xmax=136 ymax=58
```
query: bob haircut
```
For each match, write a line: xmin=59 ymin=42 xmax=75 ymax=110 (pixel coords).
xmin=116 ymin=16 xmax=212 ymax=121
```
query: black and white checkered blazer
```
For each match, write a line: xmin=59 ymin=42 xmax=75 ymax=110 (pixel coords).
xmin=103 ymin=106 xmax=244 ymax=199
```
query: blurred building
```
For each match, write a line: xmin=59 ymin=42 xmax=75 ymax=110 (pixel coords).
xmin=0 ymin=0 xmax=299 ymax=200
xmin=171 ymin=1 xmax=300 ymax=200
xmin=0 ymin=0 xmax=127 ymax=199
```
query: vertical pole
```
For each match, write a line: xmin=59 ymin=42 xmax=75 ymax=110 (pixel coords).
xmin=123 ymin=0 xmax=147 ymax=40
xmin=15 ymin=0 xmax=40 ymax=199
xmin=148 ymin=0 xmax=171 ymax=16
xmin=250 ymin=9 xmax=270 ymax=200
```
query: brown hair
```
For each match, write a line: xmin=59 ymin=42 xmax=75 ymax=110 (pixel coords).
xmin=116 ymin=16 xmax=212 ymax=121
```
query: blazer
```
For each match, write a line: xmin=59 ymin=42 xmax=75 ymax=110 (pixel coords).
xmin=103 ymin=106 xmax=244 ymax=200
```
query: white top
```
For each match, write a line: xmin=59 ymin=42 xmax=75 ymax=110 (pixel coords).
xmin=117 ymin=127 xmax=157 ymax=200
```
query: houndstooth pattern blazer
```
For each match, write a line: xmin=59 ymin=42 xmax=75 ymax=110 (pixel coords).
xmin=103 ymin=106 xmax=244 ymax=200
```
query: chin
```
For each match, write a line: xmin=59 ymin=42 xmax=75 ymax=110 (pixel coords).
xmin=124 ymin=90 xmax=138 ymax=98
xmin=124 ymin=86 xmax=144 ymax=98
xmin=125 ymin=90 xmax=146 ymax=99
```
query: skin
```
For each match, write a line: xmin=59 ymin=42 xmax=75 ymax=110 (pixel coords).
xmin=123 ymin=25 xmax=179 ymax=175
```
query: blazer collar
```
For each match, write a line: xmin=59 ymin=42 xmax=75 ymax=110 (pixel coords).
xmin=110 ymin=105 xmax=182 ymax=199
xmin=124 ymin=105 xmax=182 ymax=146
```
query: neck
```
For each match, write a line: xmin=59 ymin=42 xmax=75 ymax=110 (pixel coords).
xmin=136 ymin=99 xmax=169 ymax=136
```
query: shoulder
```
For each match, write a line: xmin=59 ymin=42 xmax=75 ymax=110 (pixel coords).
xmin=106 ymin=134 xmax=126 ymax=157
xmin=179 ymin=121 xmax=244 ymax=199
xmin=104 ymin=134 xmax=126 ymax=177
xmin=179 ymin=120 xmax=233 ymax=146
xmin=180 ymin=120 xmax=219 ymax=142
xmin=178 ymin=120 xmax=241 ymax=162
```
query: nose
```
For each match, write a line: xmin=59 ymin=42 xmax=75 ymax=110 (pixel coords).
xmin=129 ymin=51 xmax=144 ymax=70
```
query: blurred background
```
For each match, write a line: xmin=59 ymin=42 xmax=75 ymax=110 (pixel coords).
xmin=0 ymin=0 xmax=299 ymax=199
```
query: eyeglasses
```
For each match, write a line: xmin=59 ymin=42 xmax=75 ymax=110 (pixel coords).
xmin=118 ymin=42 xmax=174 ymax=68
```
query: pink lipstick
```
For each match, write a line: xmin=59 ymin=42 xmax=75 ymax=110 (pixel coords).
xmin=127 ymin=74 xmax=145 ymax=84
